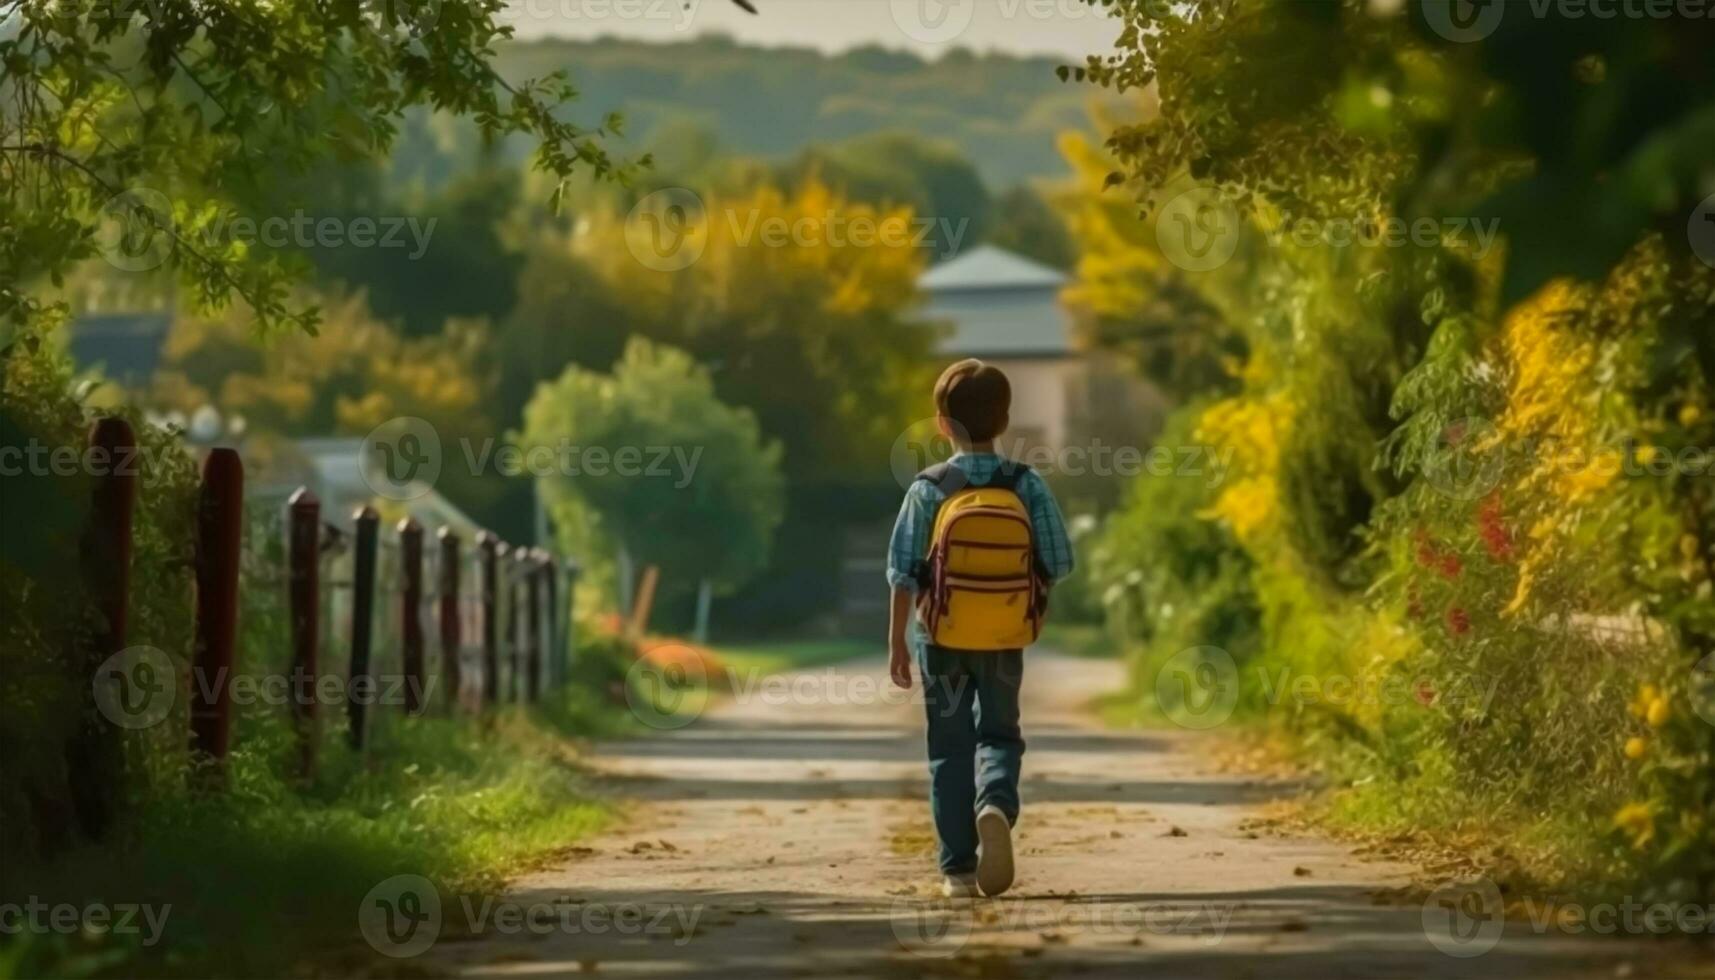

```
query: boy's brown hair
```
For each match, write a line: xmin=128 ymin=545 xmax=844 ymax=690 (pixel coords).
xmin=934 ymin=359 xmax=1011 ymax=444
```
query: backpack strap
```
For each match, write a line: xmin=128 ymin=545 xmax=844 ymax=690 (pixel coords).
xmin=983 ymin=460 xmax=1032 ymax=493
xmin=914 ymin=461 xmax=969 ymax=495
xmin=913 ymin=459 xmax=1032 ymax=495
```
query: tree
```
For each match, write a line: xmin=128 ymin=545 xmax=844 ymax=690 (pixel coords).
xmin=147 ymin=291 xmax=507 ymax=517
xmin=1 ymin=0 xmax=642 ymax=337
xmin=775 ymin=132 xmax=992 ymax=258
xmin=1072 ymin=0 xmax=1715 ymax=895
xmin=987 ymin=184 xmax=1077 ymax=271
xmin=148 ymin=292 xmax=488 ymax=436
xmin=501 ymin=176 xmax=937 ymax=628
xmin=563 ymin=177 xmax=936 ymax=489
xmin=305 ymin=168 xmax=529 ymax=337
xmin=519 ymin=338 xmax=785 ymax=614
xmin=1078 ymin=0 xmax=1714 ymax=307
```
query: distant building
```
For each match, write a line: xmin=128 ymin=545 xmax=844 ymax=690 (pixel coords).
xmin=918 ymin=244 xmax=1162 ymax=464
xmin=66 ymin=312 xmax=172 ymax=388
xmin=267 ymin=438 xmax=486 ymax=539
xmin=836 ymin=245 xmax=1162 ymax=635
xmin=920 ymin=244 xmax=1078 ymax=452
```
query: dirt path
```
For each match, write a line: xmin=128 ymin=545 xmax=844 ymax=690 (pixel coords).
xmin=423 ymin=653 xmax=1708 ymax=979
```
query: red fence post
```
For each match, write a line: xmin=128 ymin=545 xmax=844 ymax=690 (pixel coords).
xmin=348 ymin=506 xmax=379 ymax=748
xmin=287 ymin=488 xmax=320 ymax=777
xmin=190 ymin=448 xmax=243 ymax=767
xmin=399 ymin=518 xmax=425 ymax=715
xmin=478 ymin=532 xmax=499 ymax=707
xmin=438 ymin=527 xmax=461 ymax=713
xmin=69 ymin=417 xmax=138 ymax=838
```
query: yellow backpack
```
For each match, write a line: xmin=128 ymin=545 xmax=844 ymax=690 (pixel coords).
xmin=914 ymin=462 xmax=1046 ymax=651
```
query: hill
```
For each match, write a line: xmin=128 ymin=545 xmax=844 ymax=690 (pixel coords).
xmin=489 ymin=34 xmax=1121 ymax=189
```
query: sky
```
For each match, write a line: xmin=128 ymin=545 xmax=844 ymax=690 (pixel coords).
xmin=502 ymin=0 xmax=1126 ymax=60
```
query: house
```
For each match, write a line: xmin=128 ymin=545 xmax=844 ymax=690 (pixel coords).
xmin=66 ymin=312 xmax=172 ymax=388
xmin=919 ymin=244 xmax=1164 ymax=488
xmin=919 ymin=244 xmax=1080 ymax=453
xmin=835 ymin=245 xmax=1162 ymax=635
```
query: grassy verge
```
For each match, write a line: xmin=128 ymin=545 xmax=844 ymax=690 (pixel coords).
xmin=0 ymin=686 xmax=632 ymax=979
xmin=1091 ymin=655 xmax=1657 ymax=904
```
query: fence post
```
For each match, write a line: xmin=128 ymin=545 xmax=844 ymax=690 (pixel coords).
xmin=190 ymin=448 xmax=243 ymax=768
xmin=541 ymin=554 xmax=560 ymax=688
xmin=348 ymin=506 xmax=379 ymax=749
xmin=399 ymin=518 xmax=425 ymax=715
xmin=478 ymin=532 xmax=499 ymax=707
xmin=498 ymin=544 xmax=514 ymax=701
xmin=438 ymin=527 xmax=461 ymax=713
xmin=287 ymin=488 xmax=320 ymax=778
xmin=69 ymin=417 xmax=137 ymax=839
xmin=525 ymin=550 xmax=544 ymax=701
xmin=509 ymin=549 xmax=528 ymax=701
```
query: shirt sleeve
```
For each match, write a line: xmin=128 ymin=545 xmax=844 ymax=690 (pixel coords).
xmin=886 ymin=481 xmax=935 ymax=592
xmin=1021 ymin=470 xmax=1075 ymax=583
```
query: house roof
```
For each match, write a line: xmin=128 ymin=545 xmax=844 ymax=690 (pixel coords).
xmin=68 ymin=313 xmax=172 ymax=387
xmin=920 ymin=245 xmax=1068 ymax=292
xmin=919 ymin=245 xmax=1072 ymax=358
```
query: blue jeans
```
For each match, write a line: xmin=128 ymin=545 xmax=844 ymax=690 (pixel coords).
xmin=916 ymin=642 xmax=1025 ymax=875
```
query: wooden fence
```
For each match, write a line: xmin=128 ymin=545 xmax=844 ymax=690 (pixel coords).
xmin=76 ymin=418 xmax=578 ymax=825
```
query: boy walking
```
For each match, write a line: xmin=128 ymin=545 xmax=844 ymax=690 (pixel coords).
xmin=886 ymin=359 xmax=1075 ymax=898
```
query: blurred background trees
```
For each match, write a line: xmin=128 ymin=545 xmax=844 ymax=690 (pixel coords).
xmin=1076 ymin=0 xmax=1714 ymax=898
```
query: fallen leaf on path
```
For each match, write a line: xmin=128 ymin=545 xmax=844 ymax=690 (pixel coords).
xmin=1164 ymin=826 xmax=1188 ymax=837
xmin=1293 ymin=866 xmax=1312 ymax=877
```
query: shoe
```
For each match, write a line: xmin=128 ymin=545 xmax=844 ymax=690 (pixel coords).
xmin=941 ymin=872 xmax=978 ymax=899
xmin=975 ymin=805 xmax=1015 ymax=897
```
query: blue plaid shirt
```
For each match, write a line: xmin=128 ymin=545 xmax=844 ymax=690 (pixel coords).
xmin=886 ymin=452 xmax=1075 ymax=594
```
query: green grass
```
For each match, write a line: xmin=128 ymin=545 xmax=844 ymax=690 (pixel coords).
xmin=0 ymin=687 xmax=628 ymax=979
xmin=711 ymin=637 xmax=879 ymax=677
